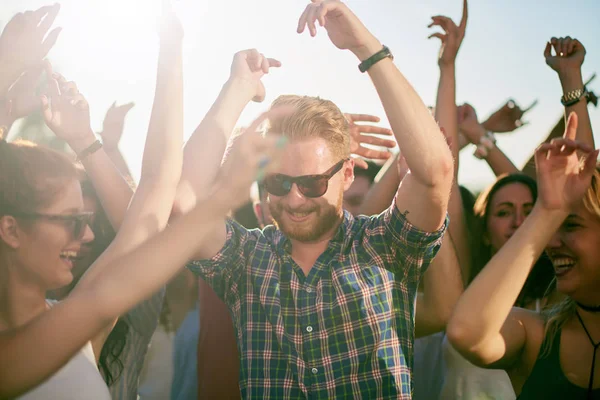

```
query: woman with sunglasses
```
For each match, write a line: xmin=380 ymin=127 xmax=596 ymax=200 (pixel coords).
xmin=0 ymin=4 xmax=187 ymax=397
xmin=447 ymin=113 xmax=600 ymax=399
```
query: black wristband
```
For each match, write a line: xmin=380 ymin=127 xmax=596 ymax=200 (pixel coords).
xmin=358 ymin=45 xmax=393 ymax=73
xmin=76 ymin=139 xmax=103 ymax=162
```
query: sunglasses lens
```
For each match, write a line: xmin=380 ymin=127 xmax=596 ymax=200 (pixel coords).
xmin=298 ymin=177 xmax=328 ymax=198
xmin=264 ymin=175 xmax=292 ymax=196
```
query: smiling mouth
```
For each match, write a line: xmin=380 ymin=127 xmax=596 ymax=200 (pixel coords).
xmin=285 ymin=210 xmax=312 ymax=222
xmin=552 ymin=257 xmax=576 ymax=277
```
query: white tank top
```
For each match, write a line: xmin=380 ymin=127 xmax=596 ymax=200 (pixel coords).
xmin=17 ymin=301 xmax=111 ymax=400
xmin=439 ymin=334 xmax=516 ymax=400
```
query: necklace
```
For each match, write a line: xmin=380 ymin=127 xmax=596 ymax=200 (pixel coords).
xmin=575 ymin=311 xmax=600 ymax=399
xmin=577 ymin=302 xmax=600 ymax=313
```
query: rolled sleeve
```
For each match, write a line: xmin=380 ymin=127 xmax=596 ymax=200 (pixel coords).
xmin=187 ymin=218 xmax=254 ymax=301
xmin=364 ymin=200 xmax=448 ymax=282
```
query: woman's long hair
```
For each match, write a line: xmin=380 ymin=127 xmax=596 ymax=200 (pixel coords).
xmin=80 ymin=177 xmax=130 ymax=386
xmin=541 ymin=166 xmax=600 ymax=356
xmin=470 ymin=174 xmax=555 ymax=306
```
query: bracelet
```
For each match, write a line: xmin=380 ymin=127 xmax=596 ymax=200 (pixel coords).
xmin=358 ymin=45 xmax=393 ymax=73
xmin=76 ymin=139 xmax=103 ymax=162
xmin=561 ymin=87 xmax=587 ymax=107
xmin=473 ymin=132 xmax=496 ymax=160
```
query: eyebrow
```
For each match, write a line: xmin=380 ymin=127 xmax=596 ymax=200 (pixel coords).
xmin=60 ymin=207 xmax=84 ymax=214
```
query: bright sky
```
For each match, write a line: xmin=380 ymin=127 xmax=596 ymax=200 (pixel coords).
xmin=2 ymin=0 xmax=599 ymax=191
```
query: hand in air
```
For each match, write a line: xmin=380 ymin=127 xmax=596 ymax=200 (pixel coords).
xmin=297 ymin=0 xmax=380 ymax=59
xmin=544 ymin=37 xmax=586 ymax=75
xmin=344 ymin=113 xmax=395 ymax=169
xmin=457 ymin=103 xmax=485 ymax=144
xmin=0 ymin=4 xmax=61 ymax=78
xmin=41 ymin=62 xmax=94 ymax=148
xmin=230 ymin=49 xmax=281 ymax=103
xmin=216 ymin=108 xmax=293 ymax=210
xmin=428 ymin=0 xmax=468 ymax=66
xmin=99 ymin=102 xmax=135 ymax=151
xmin=535 ymin=112 xmax=598 ymax=213
xmin=482 ymin=99 xmax=537 ymax=133
xmin=4 ymin=65 xmax=45 ymax=122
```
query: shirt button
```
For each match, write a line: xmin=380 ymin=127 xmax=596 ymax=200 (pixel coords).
xmin=306 ymin=287 xmax=312 ymax=293
xmin=311 ymin=368 xmax=318 ymax=374
xmin=306 ymin=326 xmax=313 ymax=333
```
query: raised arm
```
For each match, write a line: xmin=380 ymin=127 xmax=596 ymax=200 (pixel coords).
xmin=458 ymin=103 xmax=519 ymax=176
xmin=98 ymin=101 xmax=136 ymax=178
xmin=521 ymin=75 xmax=596 ymax=178
xmin=359 ymin=152 xmax=408 ymax=216
xmin=545 ymin=37 xmax=594 ymax=147
xmin=0 ymin=108 xmax=286 ymax=398
xmin=428 ymin=0 xmax=467 ymax=168
xmin=42 ymin=66 xmax=135 ymax=231
xmin=426 ymin=0 xmax=471 ymax=283
xmin=298 ymin=0 xmax=453 ymax=231
xmin=447 ymin=113 xmax=598 ymax=368
xmin=173 ymin=49 xmax=280 ymax=259
xmin=0 ymin=4 xmax=61 ymax=95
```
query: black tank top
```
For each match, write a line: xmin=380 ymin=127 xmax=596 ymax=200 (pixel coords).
xmin=518 ymin=329 xmax=600 ymax=399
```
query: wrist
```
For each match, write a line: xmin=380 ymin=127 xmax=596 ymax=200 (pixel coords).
xmin=531 ymin=203 xmax=569 ymax=224
xmin=438 ymin=60 xmax=456 ymax=70
xmin=558 ymin=69 xmax=584 ymax=93
xmin=466 ymin=124 xmax=487 ymax=143
xmin=225 ymin=77 xmax=256 ymax=101
xmin=68 ymin=129 xmax=98 ymax=154
xmin=351 ymin=36 xmax=383 ymax=61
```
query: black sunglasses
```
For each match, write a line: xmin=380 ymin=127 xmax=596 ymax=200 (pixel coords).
xmin=12 ymin=212 xmax=95 ymax=240
xmin=263 ymin=158 xmax=349 ymax=198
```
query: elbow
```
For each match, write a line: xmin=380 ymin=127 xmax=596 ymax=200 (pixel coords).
xmin=446 ymin=316 xmax=486 ymax=364
xmin=418 ymin=148 xmax=454 ymax=188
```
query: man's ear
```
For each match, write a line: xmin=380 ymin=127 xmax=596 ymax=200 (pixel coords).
xmin=0 ymin=215 xmax=22 ymax=249
xmin=343 ymin=159 xmax=355 ymax=191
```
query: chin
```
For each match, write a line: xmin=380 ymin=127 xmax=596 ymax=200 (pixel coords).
xmin=555 ymin=277 xmax=578 ymax=297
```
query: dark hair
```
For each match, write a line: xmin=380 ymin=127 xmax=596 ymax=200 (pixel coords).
xmin=80 ymin=174 xmax=129 ymax=386
xmin=469 ymin=174 xmax=555 ymax=306
xmin=353 ymin=161 xmax=382 ymax=184
xmin=0 ymin=139 xmax=78 ymax=219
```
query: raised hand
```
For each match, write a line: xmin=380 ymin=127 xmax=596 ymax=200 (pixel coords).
xmin=297 ymin=0 xmax=381 ymax=60
xmin=216 ymin=108 xmax=290 ymax=209
xmin=3 ymin=65 xmax=45 ymax=123
xmin=457 ymin=103 xmax=485 ymax=143
xmin=535 ymin=112 xmax=598 ymax=212
xmin=482 ymin=99 xmax=537 ymax=133
xmin=229 ymin=49 xmax=281 ymax=103
xmin=99 ymin=102 xmax=135 ymax=151
xmin=544 ymin=37 xmax=586 ymax=75
xmin=158 ymin=0 xmax=184 ymax=46
xmin=0 ymin=4 xmax=61 ymax=80
xmin=428 ymin=0 xmax=468 ymax=66
xmin=41 ymin=62 xmax=95 ymax=152
xmin=345 ymin=113 xmax=395 ymax=169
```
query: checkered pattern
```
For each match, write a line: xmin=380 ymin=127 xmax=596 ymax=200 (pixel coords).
xmin=188 ymin=202 xmax=446 ymax=399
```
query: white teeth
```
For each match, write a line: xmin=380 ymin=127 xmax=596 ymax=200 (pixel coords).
xmin=552 ymin=258 xmax=576 ymax=268
xmin=60 ymin=250 xmax=79 ymax=259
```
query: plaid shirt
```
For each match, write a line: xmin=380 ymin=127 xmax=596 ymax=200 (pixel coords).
xmin=188 ymin=202 xmax=446 ymax=399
